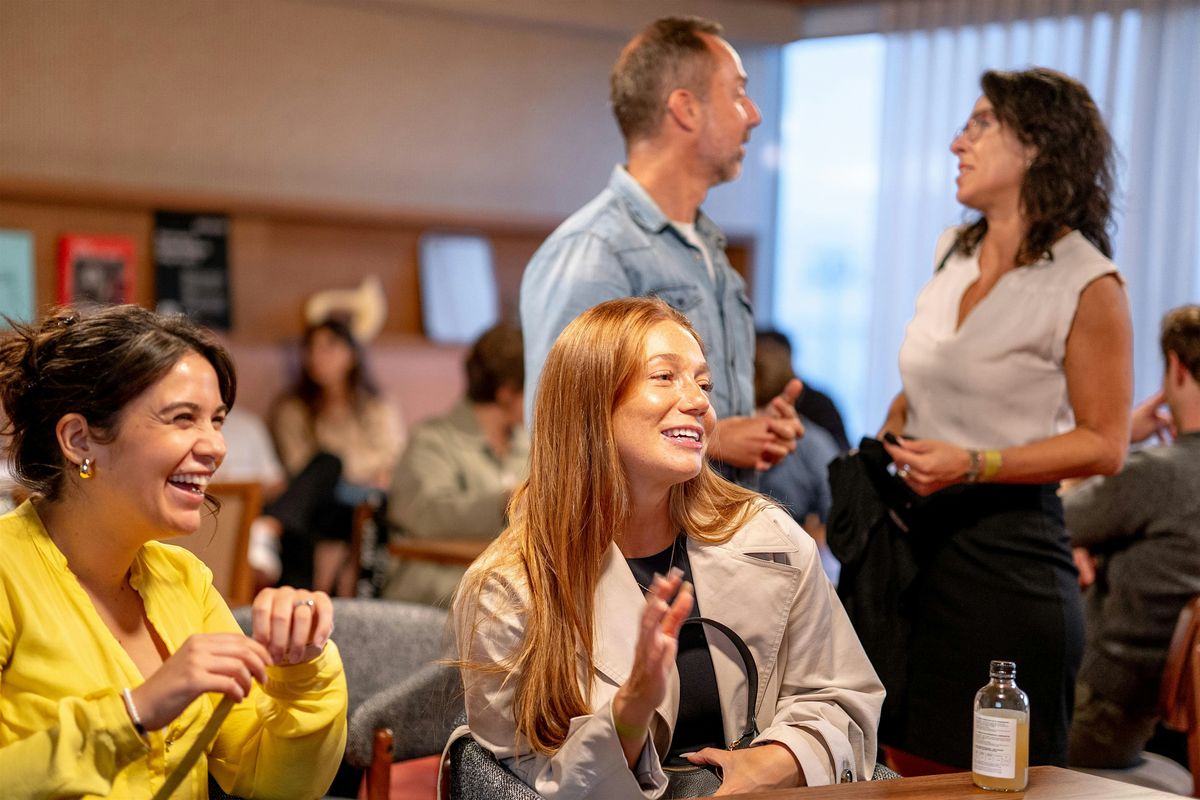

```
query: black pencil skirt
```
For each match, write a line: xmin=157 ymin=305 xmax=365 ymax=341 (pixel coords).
xmin=888 ymin=483 xmax=1084 ymax=768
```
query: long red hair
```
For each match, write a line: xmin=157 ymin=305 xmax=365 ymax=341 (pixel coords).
xmin=454 ymin=297 xmax=762 ymax=753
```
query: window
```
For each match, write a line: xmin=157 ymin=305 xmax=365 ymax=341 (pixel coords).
xmin=775 ymin=4 xmax=1200 ymax=441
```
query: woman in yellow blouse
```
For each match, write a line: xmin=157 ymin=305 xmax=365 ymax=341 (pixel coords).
xmin=0 ymin=305 xmax=348 ymax=799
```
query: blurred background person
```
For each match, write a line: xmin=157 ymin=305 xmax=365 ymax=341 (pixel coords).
xmin=270 ymin=318 xmax=404 ymax=595
xmin=0 ymin=305 xmax=347 ymax=798
xmin=1066 ymin=304 xmax=1200 ymax=769
xmin=879 ymin=68 xmax=1132 ymax=770
xmin=211 ymin=405 xmax=288 ymax=589
xmin=453 ymin=298 xmax=882 ymax=798
xmin=383 ymin=323 xmax=528 ymax=607
xmin=756 ymin=330 xmax=851 ymax=453
xmin=754 ymin=330 xmax=841 ymax=581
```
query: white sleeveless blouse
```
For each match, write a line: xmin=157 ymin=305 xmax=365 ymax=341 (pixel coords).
xmin=899 ymin=227 xmax=1121 ymax=450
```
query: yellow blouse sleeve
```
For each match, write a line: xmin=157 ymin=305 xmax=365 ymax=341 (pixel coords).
xmin=0 ymin=580 xmax=150 ymax=799
xmin=201 ymin=582 xmax=349 ymax=800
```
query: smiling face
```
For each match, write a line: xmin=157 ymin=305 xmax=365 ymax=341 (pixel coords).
xmin=695 ymin=34 xmax=762 ymax=186
xmin=951 ymin=96 xmax=1035 ymax=216
xmin=87 ymin=352 xmax=228 ymax=541
xmin=612 ymin=321 xmax=716 ymax=498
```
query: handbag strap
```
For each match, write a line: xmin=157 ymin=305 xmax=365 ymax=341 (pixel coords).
xmin=681 ymin=617 xmax=759 ymax=750
xmin=150 ymin=695 xmax=235 ymax=800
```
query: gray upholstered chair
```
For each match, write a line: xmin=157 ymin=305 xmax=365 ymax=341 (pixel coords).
xmin=446 ymin=720 xmax=902 ymax=799
xmin=232 ymin=598 xmax=456 ymax=799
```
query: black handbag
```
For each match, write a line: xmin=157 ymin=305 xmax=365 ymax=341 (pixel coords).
xmin=661 ymin=617 xmax=760 ymax=799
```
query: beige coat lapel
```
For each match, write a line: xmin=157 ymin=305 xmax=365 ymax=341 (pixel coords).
xmin=686 ymin=513 xmax=803 ymax=746
xmin=589 ymin=514 xmax=804 ymax=753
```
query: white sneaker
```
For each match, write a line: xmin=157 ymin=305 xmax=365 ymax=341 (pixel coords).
xmin=248 ymin=519 xmax=282 ymax=584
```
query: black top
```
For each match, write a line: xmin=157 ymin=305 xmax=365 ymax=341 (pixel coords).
xmin=626 ymin=534 xmax=725 ymax=763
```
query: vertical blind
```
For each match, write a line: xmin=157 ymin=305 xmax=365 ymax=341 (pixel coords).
xmin=865 ymin=0 xmax=1200 ymax=428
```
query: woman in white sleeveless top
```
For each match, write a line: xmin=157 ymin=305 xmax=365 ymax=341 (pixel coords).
xmin=879 ymin=69 xmax=1131 ymax=770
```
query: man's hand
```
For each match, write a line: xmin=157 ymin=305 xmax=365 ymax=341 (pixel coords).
xmin=1072 ymin=547 xmax=1097 ymax=589
xmin=709 ymin=379 xmax=805 ymax=471
xmin=1130 ymin=390 xmax=1173 ymax=445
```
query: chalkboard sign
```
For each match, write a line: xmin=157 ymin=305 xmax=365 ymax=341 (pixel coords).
xmin=154 ymin=211 xmax=231 ymax=329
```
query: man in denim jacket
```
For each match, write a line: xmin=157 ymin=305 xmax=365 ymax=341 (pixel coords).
xmin=520 ymin=16 xmax=803 ymax=483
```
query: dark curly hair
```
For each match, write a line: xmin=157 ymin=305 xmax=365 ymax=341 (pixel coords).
xmin=0 ymin=305 xmax=236 ymax=500
xmin=956 ymin=67 xmax=1116 ymax=265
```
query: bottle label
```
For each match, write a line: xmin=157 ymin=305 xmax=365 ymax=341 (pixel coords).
xmin=973 ymin=710 xmax=1017 ymax=779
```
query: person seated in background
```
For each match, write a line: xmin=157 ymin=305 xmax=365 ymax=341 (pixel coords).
xmin=383 ymin=323 xmax=529 ymax=607
xmin=1066 ymin=304 xmax=1200 ymax=769
xmin=453 ymin=298 xmax=882 ymax=799
xmin=211 ymin=406 xmax=289 ymax=588
xmin=270 ymin=317 xmax=404 ymax=595
xmin=0 ymin=305 xmax=347 ymax=799
xmin=754 ymin=331 xmax=842 ymax=581
xmin=755 ymin=330 xmax=851 ymax=453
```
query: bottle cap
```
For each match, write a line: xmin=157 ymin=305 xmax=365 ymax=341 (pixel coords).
xmin=989 ymin=660 xmax=1017 ymax=679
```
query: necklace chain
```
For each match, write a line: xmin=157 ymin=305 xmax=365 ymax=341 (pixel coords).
xmin=632 ymin=534 xmax=679 ymax=593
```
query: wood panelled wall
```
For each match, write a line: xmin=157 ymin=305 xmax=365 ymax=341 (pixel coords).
xmin=0 ymin=182 xmax=555 ymax=344
xmin=0 ymin=180 xmax=752 ymax=347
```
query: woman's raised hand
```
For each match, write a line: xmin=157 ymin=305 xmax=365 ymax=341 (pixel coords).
xmin=128 ymin=633 xmax=272 ymax=731
xmin=611 ymin=569 xmax=693 ymax=761
xmin=250 ymin=586 xmax=334 ymax=666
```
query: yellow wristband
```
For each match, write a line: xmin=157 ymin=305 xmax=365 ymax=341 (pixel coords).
xmin=612 ymin=712 xmax=647 ymax=741
xmin=980 ymin=449 xmax=1003 ymax=481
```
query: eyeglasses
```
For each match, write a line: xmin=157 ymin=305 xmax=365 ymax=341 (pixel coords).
xmin=953 ymin=110 xmax=998 ymax=144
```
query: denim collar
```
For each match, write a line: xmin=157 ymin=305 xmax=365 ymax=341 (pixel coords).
xmin=608 ymin=165 xmax=727 ymax=250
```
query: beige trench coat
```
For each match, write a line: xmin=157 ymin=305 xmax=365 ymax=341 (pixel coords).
xmin=451 ymin=505 xmax=884 ymax=799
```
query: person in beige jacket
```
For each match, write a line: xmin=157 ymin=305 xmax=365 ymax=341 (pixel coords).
xmin=452 ymin=298 xmax=883 ymax=799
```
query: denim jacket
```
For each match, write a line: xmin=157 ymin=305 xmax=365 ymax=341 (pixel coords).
xmin=520 ymin=165 xmax=755 ymax=426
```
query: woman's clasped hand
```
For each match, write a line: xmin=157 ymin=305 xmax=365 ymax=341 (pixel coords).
xmin=129 ymin=588 xmax=334 ymax=731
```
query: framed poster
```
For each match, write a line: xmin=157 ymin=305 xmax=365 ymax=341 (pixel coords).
xmin=0 ymin=229 xmax=35 ymax=324
xmin=153 ymin=211 xmax=231 ymax=329
xmin=57 ymin=234 xmax=136 ymax=308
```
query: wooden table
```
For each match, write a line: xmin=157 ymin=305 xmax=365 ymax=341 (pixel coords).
xmin=387 ymin=537 xmax=489 ymax=566
xmin=721 ymin=767 xmax=1184 ymax=799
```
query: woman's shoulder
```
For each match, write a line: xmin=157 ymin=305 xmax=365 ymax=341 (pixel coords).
xmin=1042 ymin=230 xmax=1121 ymax=286
xmin=138 ymin=540 xmax=214 ymax=593
xmin=935 ymin=226 xmax=965 ymax=259
xmin=0 ymin=502 xmax=47 ymax=575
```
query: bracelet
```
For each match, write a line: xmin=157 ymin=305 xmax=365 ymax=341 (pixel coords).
xmin=964 ymin=449 xmax=982 ymax=483
xmin=981 ymin=449 xmax=1003 ymax=481
xmin=122 ymin=687 xmax=148 ymax=738
xmin=612 ymin=712 xmax=647 ymax=741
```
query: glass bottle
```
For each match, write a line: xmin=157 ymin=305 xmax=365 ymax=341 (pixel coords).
xmin=972 ymin=660 xmax=1030 ymax=792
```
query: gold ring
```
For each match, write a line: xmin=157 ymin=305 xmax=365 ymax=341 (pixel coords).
xmin=898 ymin=464 xmax=911 ymax=479
xmin=293 ymin=599 xmax=315 ymax=609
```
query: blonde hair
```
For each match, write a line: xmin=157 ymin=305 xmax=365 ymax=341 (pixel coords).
xmin=455 ymin=297 xmax=762 ymax=754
